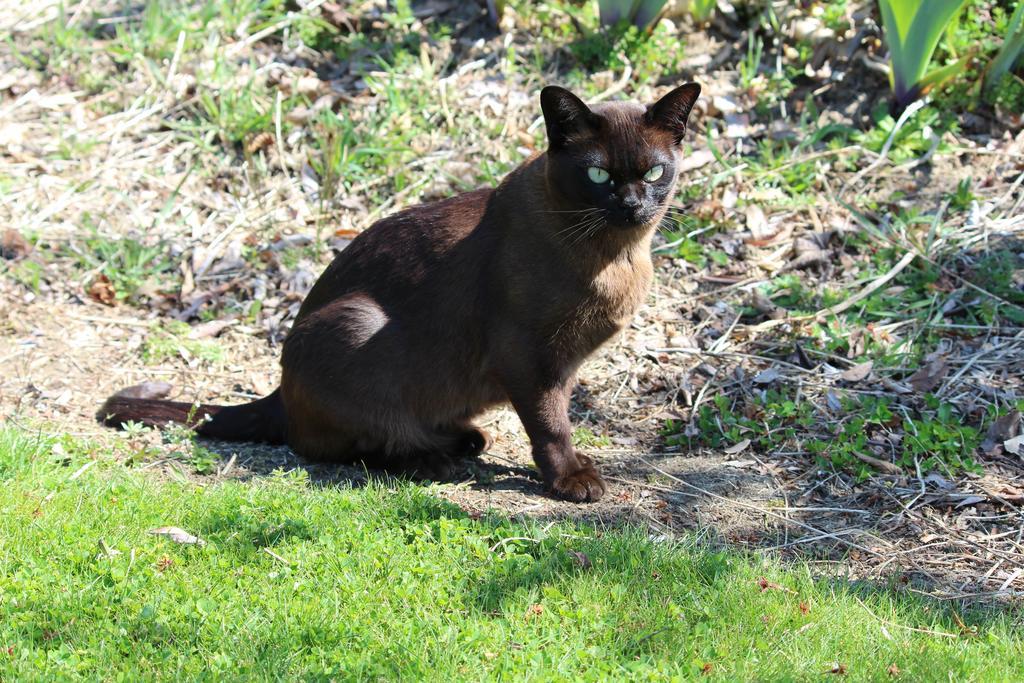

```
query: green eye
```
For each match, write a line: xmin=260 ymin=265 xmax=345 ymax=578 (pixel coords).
xmin=644 ymin=165 xmax=665 ymax=182
xmin=587 ymin=167 xmax=610 ymax=183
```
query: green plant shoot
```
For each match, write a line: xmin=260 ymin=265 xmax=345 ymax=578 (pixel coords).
xmin=597 ymin=0 xmax=668 ymax=29
xmin=984 ymin=1 xmax=1024 ymax=93
xmin=686 ymin=0 xmax=716 ymax=23
xmin=877 ymin=0 xmax=970 ymax=111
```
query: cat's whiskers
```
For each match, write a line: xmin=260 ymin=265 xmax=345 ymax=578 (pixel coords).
xmin=655 ymin=215 xmax=698 ymax=241
xmin=553 ymin=209 xmax=607 ymax=245
xmin=537 ymin=208 xmax=606 ymax=214
xmin=566 ymin=213 xmax=608 ymax=247
xmin=559 ymin=221 xmax=602 ymax=246
xmin=657 ymin=212 xmax=697 ymax=233
xmin=558 ymin=216 xmax=600 ymax=246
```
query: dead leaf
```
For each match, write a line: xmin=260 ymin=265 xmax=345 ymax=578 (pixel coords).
xmin=1005 ymin=434 xmax=1024 ymax=457
xmin=113 ymin=381 xmax=173 ymax=400
xmin=723 ymin=459 xmax=756 ymax=468
xmin=748 ymin=290 xmax=784 ymax=319
xmin=799 ymin=601 xmax=810 ymax=615
xmin=149 ymin=527 xmax=207 ymax=546
xmin=525 ymin=604 xmax=543 ymax=620
xmin=840 ymin=361 xmax=873 ymax=383
xmin=887 ymin=663 xmax=900 ymax=677
xmin=879 ymin=377 xmax=913 ymax=394
xmin=87 ymin=274 xmax=117 ymax=306
xmin=924 ymin=473 xmax=954 ymax=489
xmin=757 ymin=577 xmax=796 ymax=594
xmin=568 ymin=550 xmax=592 ymax=569
xmin=753 ymin=368 xmax=781 ymax=384
xmin=188 ymin=319 xmax=235 ymax=339
xmin=825 ymin=391 xmax=843 ymax=412
xmin=724 ymin=439 xmax=751 ymax=455
xmin=783 ymin=233 xmax=832 ymax=271
xmin=321 ymin=1 xmax=360 ymax=31
xmin=981 ymin=410 xmax=1020 ymax=454
xmin=908 ymin=354 xmax=948 ymax=393
xmin=250 ymin=373 xmax=274 ymax=398
xmin=954 ymin=495 xmax=986 ymax=509
xmin=851 ymin=451 xmax=903 ymax=475
xmin=1 ymin=228 xmax=31 ymax=260
xmin=677 ymin=148 xmax=715 ymax=173
xmin=744 ymin=204 xmax=771 ymax=240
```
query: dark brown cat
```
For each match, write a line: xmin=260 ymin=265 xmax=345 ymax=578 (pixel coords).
xmin=98 ymin=82 xmax=701 ymax=502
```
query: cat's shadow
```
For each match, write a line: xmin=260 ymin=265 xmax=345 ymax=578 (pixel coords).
xmin=193 ymin=437 xmax=544 ymax=493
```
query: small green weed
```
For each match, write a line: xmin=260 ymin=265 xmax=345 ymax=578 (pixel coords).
xmin=664 ymin=391 xmax=815 ymax=452
xmin=164 ymin=421 xmax=222 ymax=474
xmin=66 ymin=230 xmax=176 ymax=304
xmin=661 ymin=232 xmax=707 ymax=266
xmin=142 ymin=321 xmax=225 ymax=366
xmin=739 ymin=33 xmax=763 ymax=90
xmin=3 ymin=260 xmax=45 ymax=294
xmin=854 ymin=103 xmax=957 ymax=164
xmin=665 ymin=390 xmax=985 ymax=479
xmin=965 ymin=250 xmax=1024 ymax=325
xmin=945 ymin=177 xmax=977 ymax=212
xmin=572 ymin=426 xmax=613 ymax=449
xmin=900 ymin=397 xmax=982 ymax=475
xmin=569 ymin=19 xmax=685 ymax=86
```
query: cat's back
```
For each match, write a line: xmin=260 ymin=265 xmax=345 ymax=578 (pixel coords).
xmin=296 ymin=188 xmax=494 ymax=318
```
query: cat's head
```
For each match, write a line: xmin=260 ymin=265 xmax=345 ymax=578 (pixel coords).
xmin=540 ymin=83 xmax=700 ymax=229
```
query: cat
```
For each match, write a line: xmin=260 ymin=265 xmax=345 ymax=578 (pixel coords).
xmin=98 ymin=82 xmax=701 ymax=502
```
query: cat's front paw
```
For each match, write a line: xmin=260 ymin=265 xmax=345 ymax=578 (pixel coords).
xmin=550 ymin=459 xmax=607 ymax=502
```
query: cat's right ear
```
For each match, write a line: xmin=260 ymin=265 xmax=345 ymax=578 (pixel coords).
xmin=647 ymin=82 xmax=701 ymax=145
xmin=540 ymin=86 xmax=597 ymax=148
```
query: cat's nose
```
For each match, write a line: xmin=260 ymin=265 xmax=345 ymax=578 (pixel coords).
xmin=618 ymin=192 xmax=641 ymax=209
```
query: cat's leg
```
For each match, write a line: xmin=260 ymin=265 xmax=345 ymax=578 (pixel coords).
xmin=438 ymin=423 xmax=493 ymax=458
xmin=501 ymin=374 xmax=606 ymax=502
xmin=384 ymin=449 xmax=457 ymax=481
xmin=373 ymin=425 xmax=488 ymax=480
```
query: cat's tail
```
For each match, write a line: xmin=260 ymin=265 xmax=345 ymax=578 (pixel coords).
xmin=96 ymin=385 xmax=287 ymax=444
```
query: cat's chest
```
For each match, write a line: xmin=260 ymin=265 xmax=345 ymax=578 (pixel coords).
xmin=589 ymin=253 xmax=653 ymax=321
xmin=555 ymin=252 xmax=653 ymax=351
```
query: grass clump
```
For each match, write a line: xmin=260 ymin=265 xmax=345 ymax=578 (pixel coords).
xmin=64 ymin=230 xmax=178 ymax=304
xmin=142 ymin=321 xmax=225 ymax=365
xmin=1 ymin=426 xmax=1023 ymax=679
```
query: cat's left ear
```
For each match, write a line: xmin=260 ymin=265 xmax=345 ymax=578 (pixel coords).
xmin=647 ymin=83 xmax=701 ymax=144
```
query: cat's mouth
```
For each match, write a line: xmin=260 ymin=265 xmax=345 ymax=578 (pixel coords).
xmin=610 ymin=206 xmax=656 ymax=229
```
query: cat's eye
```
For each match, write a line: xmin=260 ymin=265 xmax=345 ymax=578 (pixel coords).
xmin=643 ymin=165 xmax=665 ymax=182
xmin=587 ymin=167 xmax=610 ymax=184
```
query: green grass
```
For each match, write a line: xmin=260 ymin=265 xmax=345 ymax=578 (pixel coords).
xmin=662 ymin=386 xmax=1022 ymax=480
xmin=66 ymin=229 xmax=178 ymax=304
xmin=141 ymin=320 xmax=225 ymax=366
xmin=572 ymin=425 xmax=613 ymax=449
xmin=2 ymin=427 xmax=1023 ymax=680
